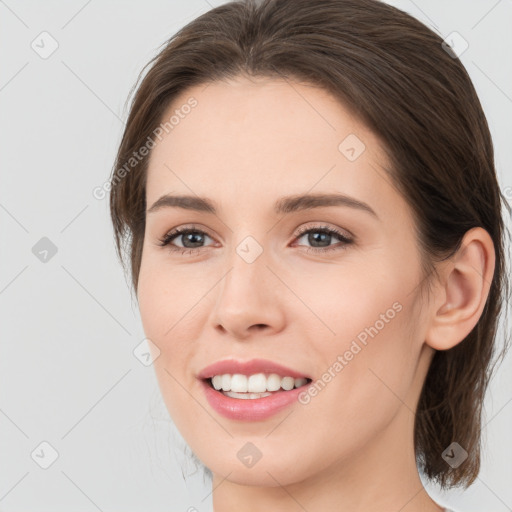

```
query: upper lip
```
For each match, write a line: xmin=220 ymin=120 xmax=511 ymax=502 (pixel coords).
xmin=197 ymin=358 xmax=311 ymax=380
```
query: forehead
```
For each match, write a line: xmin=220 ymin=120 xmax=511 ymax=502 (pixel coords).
xmin=145 ymin=76 xmax=392 ymax=212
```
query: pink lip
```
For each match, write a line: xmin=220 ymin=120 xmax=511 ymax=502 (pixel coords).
xmin=197 ymin=358 xmax=312 ymax=421
xmin=197 ymin=358 xmax=310 ymax=380
xmin=200 ymin=379 xmax=309 ymax=421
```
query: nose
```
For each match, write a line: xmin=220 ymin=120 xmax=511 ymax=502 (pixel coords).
xmin=208 ymin=248 xmax=286 ymax=340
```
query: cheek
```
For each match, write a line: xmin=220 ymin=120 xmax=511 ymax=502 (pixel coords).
xmin=137 ymin=251 xmax=199 ymax=336
xmin=137 ymin=260 xmax=201 ymax=430
xmin=136 ymin=255 xmax=200 ymax=406
xmin=293 ymin=291 xmax=419 ymax=469
xmin=339 ymin=302 xmax=419 ymax=425
xmin=289 ymin=260 xmax=404 ymax=346
xmin=304 ymin=256 xmax=421 ymax=408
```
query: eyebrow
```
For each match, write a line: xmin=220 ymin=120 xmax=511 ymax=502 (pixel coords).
xmin=147 ymin=192 xmax=378 ymax=218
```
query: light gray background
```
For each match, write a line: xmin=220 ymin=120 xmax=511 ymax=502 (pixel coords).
xmin=1 ymin=1 xmax=511 ymax=511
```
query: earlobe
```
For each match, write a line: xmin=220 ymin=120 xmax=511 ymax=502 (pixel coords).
xmin=425 ymin=227 xmax=495 ymax=351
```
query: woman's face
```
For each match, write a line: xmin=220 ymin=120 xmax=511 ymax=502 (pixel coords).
xmin=138 ymin=76 xmax=436 ymax=486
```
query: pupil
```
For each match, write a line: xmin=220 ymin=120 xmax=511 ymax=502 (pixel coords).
xmin=309 ymin=232 xmax=330 ymax=247
xmin=184 ymin=232 xmax=203 ymax=248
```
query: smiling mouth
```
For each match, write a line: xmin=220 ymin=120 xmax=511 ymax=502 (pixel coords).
xmin=203 ymin=375 xmax=313 ymax=400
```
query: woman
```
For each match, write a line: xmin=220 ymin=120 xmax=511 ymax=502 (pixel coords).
xmin=108 ymin=0 xmax=510 ymax=510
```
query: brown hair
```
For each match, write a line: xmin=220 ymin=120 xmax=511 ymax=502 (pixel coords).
xmin=109 ymin=0 xmax=510 ymax=488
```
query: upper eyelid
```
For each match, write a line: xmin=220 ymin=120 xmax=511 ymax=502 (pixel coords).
xmin=295 ymin=223 xmax=353 ymax=239
xmin=165 ymin=223 xmax=348 ymax=236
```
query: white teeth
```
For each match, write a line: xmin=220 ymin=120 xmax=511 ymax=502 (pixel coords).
xmin=248 ymin=373 xmax=267 ymax=393
xmin=221 ymin=374 xmax=231 ymax=391
xmin=267 ymin=373 xmax=281 ymax=391
xmin=210 ymin=373 xmax=309 ymax=393
xmin=231 ymin=374 xmax=248 ymax=392
xmin=224 ymin=391 xmax=273 ymax=399
xmin=212 ymin=375 xmax=223 ymax=390
xmin=281 ymin=376 xmax=295 ymax=391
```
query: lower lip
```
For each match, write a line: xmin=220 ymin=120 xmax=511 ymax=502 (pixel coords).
xmin=200 ymin=379 xmax=307 ymax=421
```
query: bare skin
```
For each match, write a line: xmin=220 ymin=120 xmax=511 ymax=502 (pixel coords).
xmin=137 ymin=76 xmax=495 ymax=512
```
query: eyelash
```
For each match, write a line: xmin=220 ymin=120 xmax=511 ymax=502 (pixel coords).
xmin=157 ymin=224 xmax=353 ymax=256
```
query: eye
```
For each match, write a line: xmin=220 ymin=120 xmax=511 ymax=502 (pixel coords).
xmin=157 ymin=223 xmax=353 ymax=255
xmin=157 ymin=225 xmax=216 ymax=255
xmin=292 ymin=224 xmax=353 ymax=253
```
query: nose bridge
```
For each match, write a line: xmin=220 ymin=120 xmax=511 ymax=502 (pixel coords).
xmin=209 ymin=236 xmax=285 ymax=338
xmin=217 ymin=239 xmax=270 ymax=315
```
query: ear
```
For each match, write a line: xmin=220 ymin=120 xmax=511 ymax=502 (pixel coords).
xmin=425 ymin=227 xmax=496 ymax=351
